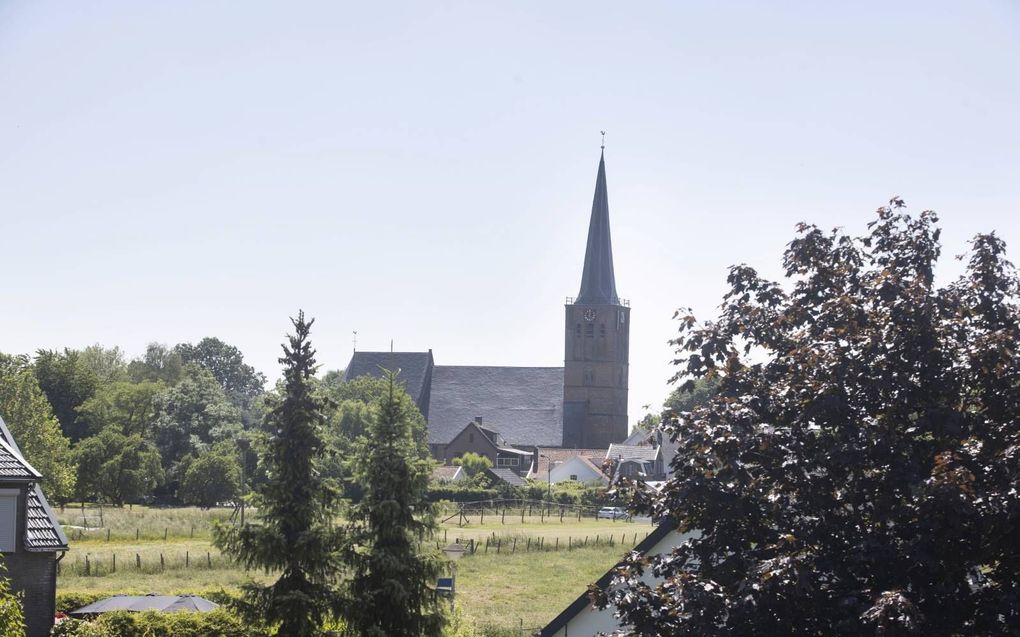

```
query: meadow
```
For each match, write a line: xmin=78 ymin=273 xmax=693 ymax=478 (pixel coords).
xmin=55 ymin=505 xmax=653 ymax=634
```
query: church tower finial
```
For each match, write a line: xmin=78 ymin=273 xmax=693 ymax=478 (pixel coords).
xmin=575 ymin=146 xmax=619 ymax=305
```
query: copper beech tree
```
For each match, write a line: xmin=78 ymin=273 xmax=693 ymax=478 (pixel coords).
xmin=602 ymin=202 xmax=1020 ymax=636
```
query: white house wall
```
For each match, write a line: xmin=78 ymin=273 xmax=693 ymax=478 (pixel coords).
xmin=545 ymin=529 xmax=696 ymax=637
xmin=548 ymin=457 xmax=606 ymax=485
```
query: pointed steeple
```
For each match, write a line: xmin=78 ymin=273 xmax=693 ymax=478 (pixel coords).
xmin=576 ymin=149 xmax=619 ymax=305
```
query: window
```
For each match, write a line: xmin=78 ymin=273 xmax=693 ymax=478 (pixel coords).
xmin=569 ymin=474 xmax=578 ymax=481
xmin=0 ymin=491 xmax=17 ymax=553
xmin=497 ymin=456 xmax=520 ymax=467
xmin=584 ymin=324 xmax=594 ymax=338
xmin=599 ymin=324 xmax=606 ymax=337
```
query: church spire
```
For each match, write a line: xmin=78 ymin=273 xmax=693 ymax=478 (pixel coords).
xmin=575 ymin=147 xmax=619 ymax=305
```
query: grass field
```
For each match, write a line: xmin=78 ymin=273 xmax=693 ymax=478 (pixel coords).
xmin=56 ymin=505 xmax=653 ymax=633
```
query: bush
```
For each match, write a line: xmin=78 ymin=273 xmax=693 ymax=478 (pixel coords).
xmin=50 ymin=610 xmax=266 ymax=637
xmin=426 ymin=485 xmax=499 ymax=502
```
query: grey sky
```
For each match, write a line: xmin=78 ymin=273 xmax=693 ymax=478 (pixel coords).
xmin=2 ymin=1 xmax=1019 ymax=420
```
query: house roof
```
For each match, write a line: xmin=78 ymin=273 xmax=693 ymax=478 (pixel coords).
xmin=538 ymin=521 xmax=677 ymax=637
xmin=431 ymin=465 xmax=463 ymax=482
xmin=607 ymin=443 xmax=660 ymax=463
xmin=530 ymin=448 xmax=608 ymax=478
xmin=0 ymin=415 xmax=69 ymax=551
xmin=486 ymin=467 xmax=528 ymax=488
xmin=0 ymin=437 xmax=40 ymax=480
xmin=428 ymin=366 xmax=563 ymax=447
xmin=343 ymin=351 xmax=434 ymax=418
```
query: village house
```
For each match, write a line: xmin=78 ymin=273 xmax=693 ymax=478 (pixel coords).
xmin=0 ymin=416 xmax=69 ymax=637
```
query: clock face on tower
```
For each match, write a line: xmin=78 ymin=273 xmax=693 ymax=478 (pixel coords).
xmin=583 ymin=308 xmax=596 ymax=322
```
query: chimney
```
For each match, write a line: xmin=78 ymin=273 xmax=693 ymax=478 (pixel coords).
xmin=475 ymin=416 xmax=483 ymax=425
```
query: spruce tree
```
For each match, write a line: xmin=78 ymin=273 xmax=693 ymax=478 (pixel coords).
xmin=214 ymin=312 xmax=344 ymax=637
xmin=345 ymin=370 xmax=445 ymax=637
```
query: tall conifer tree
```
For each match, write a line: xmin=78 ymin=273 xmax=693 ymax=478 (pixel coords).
xmin=214 ymin=312 xmax=344 ymax=637
xmin=345 ymin=370 xmax=445 ymax=637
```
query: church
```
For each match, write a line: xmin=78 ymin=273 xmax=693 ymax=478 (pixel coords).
xmin=344 ymin=150 xmax=630 ymax=461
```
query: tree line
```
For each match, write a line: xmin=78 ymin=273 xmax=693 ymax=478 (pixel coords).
xmin=0 ymin=336 xmax=418 ymax=510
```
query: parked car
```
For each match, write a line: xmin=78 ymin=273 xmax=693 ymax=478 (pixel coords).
xmin=596 ymin=506 xmax=629 ymax=520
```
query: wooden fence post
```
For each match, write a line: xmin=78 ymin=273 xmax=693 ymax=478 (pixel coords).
xmin=112 ymin=553 xmax=116 ymax=573
xmin=160 ymin=553 xmax=165 ymax=571
xmin=136 ymin=553 xmax=141 ymax=569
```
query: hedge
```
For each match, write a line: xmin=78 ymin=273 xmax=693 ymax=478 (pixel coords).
xmin=51 ymin=609 xmax=267 ymax=637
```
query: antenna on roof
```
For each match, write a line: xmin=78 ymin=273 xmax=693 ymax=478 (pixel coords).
xmin=352 ymin=331 xmax=357 ymax=352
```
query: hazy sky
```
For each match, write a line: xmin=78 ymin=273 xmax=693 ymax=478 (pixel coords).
xmin=2 ymin=1 xmax=1019 ymax=421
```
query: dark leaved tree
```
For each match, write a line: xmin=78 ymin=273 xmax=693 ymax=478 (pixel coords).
xmin=214 ymin=313 xmax=345 ymax=637
xmin=175 ymin=337 xmax=267 ymax=425
xmin=344 ymin=370 xmax=445 ymax=637
xmin=601 ymin=201 xmax=1020 ymax=636
xmin=33 ymin=348 xmax=97 ymax=442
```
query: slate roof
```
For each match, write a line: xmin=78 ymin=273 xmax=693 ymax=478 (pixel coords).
xmin=0 ymin=437 xmax=40 ymax=480
xmin=486 ymin=467 xmax=528 ymax=487
xmin=0 ymin=415 xmax=69 ymax=551
xmin=428 ymin=366 xmax=564 ymax=447
xmin=606 ymin=443 xmax=660 ymax=463
xmin=343 ymin=351 xmax=434 ymax=418
xmin=575 ymin=150 xmax=620 ymax=305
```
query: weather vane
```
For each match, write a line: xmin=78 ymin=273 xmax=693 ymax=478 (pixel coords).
xmin=352 ymin=330 xmax=358 ymax=352
xmin=600 ymin=130 xmax=606 ymax=150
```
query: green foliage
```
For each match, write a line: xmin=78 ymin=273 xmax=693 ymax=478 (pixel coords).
xmin=153 ymin=364 xmax=241 ymax=473
xmin=662 ymin=375 xmax=719 ymax=414
xmin=174 ymin=338 xmax=266 ymax=425
xmin=321 ymin=374 xmax=428 ymax=444
xmin=606 ymin=204 xmax=1020 ymax=636
xmin=179 ymin=444 xmax=241 ymax=508
xmin=346 ymin=370 xmax=445 ymax=637
xmin=50 ymin=610 xmax=267 ymax=637
xmin=426 ymin=485 xmax=500 ymax=502
xmin=214 ymin=312 xmax=345 ymax=637
xmin=76 ymin=381 xmax=163 ymax=437
xmin=319 ymin=374 xmax=431 ymax=503
xmin=452 ymin=452 xmax=492 ymax=478
xmin=127 ymin=343 xmax=183 ymax=385
xmin=73 ymin=429 xmax=163 ymax=505
xmin=0 ymin=353 xmax=77 ymax=502
xmin=79 ymin=345 xmax=129 ymax=384
xmin=0 ymin=560 xmax=24 ymax=637
xmin=33 ymin=348 xmax=98 ymax=442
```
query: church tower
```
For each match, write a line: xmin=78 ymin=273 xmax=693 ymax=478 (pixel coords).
xmin=562 ymin=149 xmax=630 ymax=449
